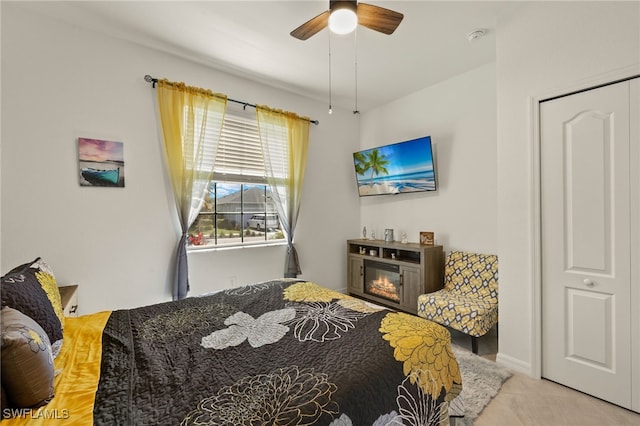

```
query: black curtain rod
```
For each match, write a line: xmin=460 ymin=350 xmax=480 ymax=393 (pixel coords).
xmin=144 ymin=75 xmax=319 ymax=125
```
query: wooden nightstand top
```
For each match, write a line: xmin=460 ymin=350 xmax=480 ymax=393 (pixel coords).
xmin=58 ymin=285 xmax=78 ymax=317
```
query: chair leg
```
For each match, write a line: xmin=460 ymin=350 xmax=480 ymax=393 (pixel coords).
xmin=471 ymin=336 xmax=479 ymax=354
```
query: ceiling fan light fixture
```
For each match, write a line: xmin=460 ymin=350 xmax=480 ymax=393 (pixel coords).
xmin=329 ymin=6 xmax=358 ymax=35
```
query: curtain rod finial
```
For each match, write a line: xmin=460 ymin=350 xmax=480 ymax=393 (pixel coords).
xmin=144 ymin=74 xmax=158 ymax=88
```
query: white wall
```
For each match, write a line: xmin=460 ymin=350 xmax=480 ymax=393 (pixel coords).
xmin=496 ymin=2 xmax=640 ymax=374
xmin=359 ymin=62 xmax=498 ymax=253
xmin=0 ymin=4 xmax=360 ymax=314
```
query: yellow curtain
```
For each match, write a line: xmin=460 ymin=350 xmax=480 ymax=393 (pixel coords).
xmin=157 ymin=79 xmax=227 ymax=300
xmin=256 ymin=105 xmax=310 ymax=277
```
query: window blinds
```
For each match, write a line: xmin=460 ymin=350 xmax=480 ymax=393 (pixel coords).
xmin=211 ymin=105 xmax=287 ymax=182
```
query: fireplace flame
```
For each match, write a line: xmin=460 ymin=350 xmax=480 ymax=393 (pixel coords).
xmin=368 ymin=274 xmax=400 ymax=302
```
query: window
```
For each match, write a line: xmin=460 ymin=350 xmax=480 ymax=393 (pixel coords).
xmin=187 ymin=104 xmax=286 ymax=248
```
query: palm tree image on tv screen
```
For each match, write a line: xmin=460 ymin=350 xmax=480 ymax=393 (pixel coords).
xmin=352 ymin=136 xmax=436 ymax=196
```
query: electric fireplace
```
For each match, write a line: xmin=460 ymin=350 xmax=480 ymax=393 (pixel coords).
xmin=364 ymin=259 xmax=401 ymax=303
xmin=347 ymin=239 xmax=444 ymax=315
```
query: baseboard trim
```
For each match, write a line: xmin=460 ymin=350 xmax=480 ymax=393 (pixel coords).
xmin=496 ymin=352 xmax=532 ymax=376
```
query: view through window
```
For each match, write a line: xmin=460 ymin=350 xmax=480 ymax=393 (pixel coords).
xmin=188 ymin=182 xmax=284 ymax=247
xmin=187 ymin=105 xmax=286 ymax=248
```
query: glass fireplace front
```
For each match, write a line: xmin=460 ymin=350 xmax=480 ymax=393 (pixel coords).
xmin=364 ymin=259 xmax=401 ymax=303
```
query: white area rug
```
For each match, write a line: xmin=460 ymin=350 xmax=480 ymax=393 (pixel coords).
xmin=449 ymin=345 xmax=512 ymax=424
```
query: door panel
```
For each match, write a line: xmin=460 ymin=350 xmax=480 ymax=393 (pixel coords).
xmin=565 ymin=288 xmax=612 ymax=369
xmin=348 ymin=256 xmax=364 ymax=295
xmin=563 ymin=110 xmax=610 ymax=273
xmin=400 ymin=265 xmax=420 ymax=315
xmin=540 ymin=80 xmax=631 ymax=409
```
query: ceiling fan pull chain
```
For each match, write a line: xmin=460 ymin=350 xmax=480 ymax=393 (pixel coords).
xmin=328 ymin=32 xmax=333 ymax=115
xmin=353 ymin=28 xmax=360 ymax=115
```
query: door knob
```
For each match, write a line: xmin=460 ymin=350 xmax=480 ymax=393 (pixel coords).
xmin=583 ymin=278 xmax=595 ymax=287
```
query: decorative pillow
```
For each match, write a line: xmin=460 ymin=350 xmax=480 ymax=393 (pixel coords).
xmin=1 ymin=307 xmax=55 ymax=409
xmin=1 ymin=258 xmax=64 ymax=357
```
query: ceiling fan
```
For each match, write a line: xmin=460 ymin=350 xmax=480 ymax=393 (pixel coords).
xmin=290 ymin=1 xmax=404 ymax=40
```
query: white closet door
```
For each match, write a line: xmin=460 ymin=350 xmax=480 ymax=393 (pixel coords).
xmin=540 ymin=80 xmax=632 ymax=409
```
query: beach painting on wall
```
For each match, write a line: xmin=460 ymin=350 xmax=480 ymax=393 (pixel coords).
xmin=78 ymin=137 xmax=125 ymax=187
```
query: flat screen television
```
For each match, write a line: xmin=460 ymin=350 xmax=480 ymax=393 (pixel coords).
xmin=352 ymin=135 xmax=436 ymax=196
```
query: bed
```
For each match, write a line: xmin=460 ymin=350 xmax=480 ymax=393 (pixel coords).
xmin=1 ymin=260 xmax=462 ymax=426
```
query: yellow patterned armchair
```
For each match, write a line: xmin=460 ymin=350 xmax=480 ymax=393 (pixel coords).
xmin=417 ymin=251 xmax=498 ymax=354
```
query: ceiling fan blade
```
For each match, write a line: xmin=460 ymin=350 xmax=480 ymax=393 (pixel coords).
xmin=357 ymin=3 xmax=404 ymax=35
xmin=290 ymin=10 xmax=330 ymax=40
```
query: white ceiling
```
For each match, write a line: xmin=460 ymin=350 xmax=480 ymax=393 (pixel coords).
xmin=19 ymin=1 xmax=520 ymax=112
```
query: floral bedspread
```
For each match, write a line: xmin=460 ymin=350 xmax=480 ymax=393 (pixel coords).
xmin=93 ymin=280 xmax=461 ymax=425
